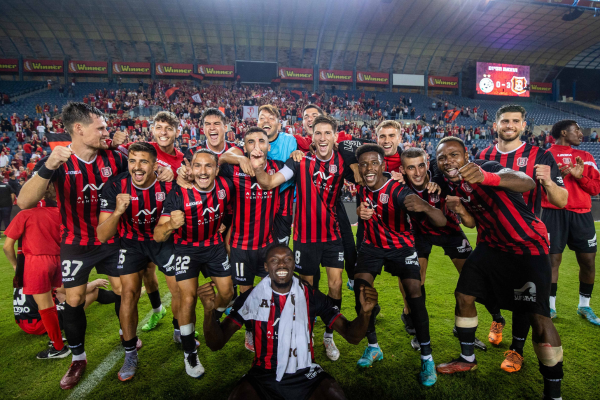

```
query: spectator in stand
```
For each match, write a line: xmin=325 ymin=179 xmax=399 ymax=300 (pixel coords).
xmin=470 ymin=143 xmax=478 ymax=161
xmin=0 ymin=177 xmax=15 ymax=233
xmin=23 ymin=140 xmax=32 ymax=165
xmin=591 ymin=130 xmax=598 ymax=143
xmin=8 ymin=171 xmax=20 ymax=195
xmin=0 ymin=151 xmax=8 ymax=169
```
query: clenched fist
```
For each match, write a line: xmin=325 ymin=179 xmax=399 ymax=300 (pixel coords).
xmin=458 ymin=162 xmax=484 ymax=184
xmin=445 ymin=195 xmax=465 ymax=214
xmin=45 ymin=146 xmax=73 ymax=170
xmin=534 ymin=164 xmax=552 ymax=186
xmin=404 ymin=194 xmax=431 ymax=212
xmin=169 ymin=210 xmax=185 ymax=229
xmin=197 ymin=282 xmax=217 ymax=313
xmin=115 ymin=193 xmax=131 ymax=215
xmin=359 ymin=285 xmax=378 ymax=314
xmin=112 ymin=130 xmax=127 ymax=147
xmin=357 ymin=202 xmax=374 ymax=220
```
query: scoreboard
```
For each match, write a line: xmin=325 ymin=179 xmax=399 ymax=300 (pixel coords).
xmin=476 ymin=62 xmax=530 ymax=97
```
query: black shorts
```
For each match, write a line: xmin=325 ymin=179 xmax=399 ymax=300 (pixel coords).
xmin=456 ymin=244 xmax=551 ymax=317
xmin=230 ymin=243 xmax=273 ymax=286
xmin=355 ymin=242 xmax=421 ymax=280
xmin=273 ymin=214 xmax=293 ymax=246
xmin=60 ymin=243 xmax=120 ymax=288
xmin=293 ymin=240 xmax=344 ymax=277
xmin=174 ymin=244 xmax=231 ymax=282
xmin=542 ymin=209 xmax=597 ymax=254
xmin=238 ymin=365 xmax=333 ymax=400
xmin=414 ymin=231 xmax=472 ymax=260
xmin=117 ymin=238 xmax=176 ymax=277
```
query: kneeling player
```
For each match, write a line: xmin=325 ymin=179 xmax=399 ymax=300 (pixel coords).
xmin=354 ymin=144 xmax=446 ymax=386
xmin=154 ymin=149 xmax=235 ymax=378
xmin=435 ymin=137 xmax=564 ymax=400
xmin=97 ymin=142 xmax=181 ymax=381
xmin=198 ymin=245 xmax=379 ymax=400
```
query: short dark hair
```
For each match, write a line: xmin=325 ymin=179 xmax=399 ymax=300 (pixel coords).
xmin=266 ymin=244 xmax=293 ymax=259
xmin=401 ymin=147 xmax=428 ymax=163
xmin=495 ymin=104 xmax=526 ymax=122
xmin=302 ymin=104 xmax=324 ymax=116
xmin=153 ymin=111 xmax=179 ymax=129
xmin=245 ymin=126 xmax=268 ymax=139
xmin=436 ymin=136 xmax=466 ymax=153
xmin=550 ymin=119 xmax=578 ymax=139
xmin=128 ymin=142 xmax=157 ymax=161
xmin=201 ymin=108 xmax=227 ymax=125
xmin=356 ymin=143 xmax=385 ymax=162
xmin=312 ymin=115 xmax=337 ymax=133
xmin=193 ymin=148 xmax=219 ymax=165
xmin=61 ymin=102 xmax=104 ymax=136
xmin=258 ymin=105 xmax=280 ymax=119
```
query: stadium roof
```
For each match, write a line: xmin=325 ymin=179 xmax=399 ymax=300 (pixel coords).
xmin=1 ymin=0 xmax=600 ymax=80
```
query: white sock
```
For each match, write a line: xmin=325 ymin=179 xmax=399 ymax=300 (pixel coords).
xmin=174 ymin=329 xmax=181 ymax=334
xmin=119 ymin=328 xmax=123 ymax=336
xmin=368 ymin=343 xmax=379 ymax=348
xmin=460 ymin=353 xmax=475 ymax=362
xmin=324 ymin=332 xmax=333 ymax=339
xmin=421 ymin=354 xmax=433 ymax=361
xmin=579 ymin=295 xmax=591 ymax=308
xmin=153 ymin=304 xmax=163 ymax=314
xmin=125 ymin=348 xmax=137 ymax=355
xmin=549 ymin=296 xmax=556 ymax=310
xmin=180 ymin=323 xmax=195 ymax=336
xmin=72 ymin=352 xmax=87 ymax=361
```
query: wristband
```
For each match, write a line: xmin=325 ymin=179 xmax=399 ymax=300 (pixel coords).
xmin=481 ymin=169 xmax=501 ymax=186
xmin=37 ymin=164 xmax=55 ymax=180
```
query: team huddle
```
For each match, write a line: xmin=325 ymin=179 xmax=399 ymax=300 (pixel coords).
xmin=8 ymin=100 xmax=600 ymax=400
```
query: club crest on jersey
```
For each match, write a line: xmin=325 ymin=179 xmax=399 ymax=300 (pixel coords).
xmin=379 ymin=193 xmax=389 ymax=204
xmin=516 ymin=157 xmax=527 ymax=167
xmin=101 ymin=167 xmax=112 ymax=178
xmin=429 ymin=193 xmax=440 ymax=203
xmin=462 ymin=182 xmax=473 ymax=192
xmin=562 ymin=158 xmax=571 ymax=165
xmin=329 ymin=164 xmax=337 ymax=174
xmin=268 ymin=169 xmax=275 ymax=176
xmin=218 ymin=189 xmax=226 ymax=200
xmin=156 ymin=192 xmax=165 ymax=201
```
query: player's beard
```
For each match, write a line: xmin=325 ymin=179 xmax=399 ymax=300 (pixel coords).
xmin=498 ymin=128 xmax=522 ymax=143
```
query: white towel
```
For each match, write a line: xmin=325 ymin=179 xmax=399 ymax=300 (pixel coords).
xmin=239 ymin=276 xmax=311 ymax=381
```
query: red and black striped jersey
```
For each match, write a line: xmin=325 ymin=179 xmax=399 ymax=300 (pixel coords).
xmin=357 ymin=178 xmax=417 ymax=249
xmin=226 ymin=282 xmax=341 ymax=371
xmin=219 ymin=161 xmax=284 ymax=250
xmin=477 ymin=142 xmax=563 ymax=217
xmin=443 ymin=160 xmax=549 ymax=255
xmin=100 ymin=172 xmax=173 ymax=241
xmin=282 ymin=151 xmax=354 ymax=243
xmin=407 ymin=181 xmax=462 ymax=236
xmin=34 ymin=150 xmax=128 ymax=246
xmin=183 ymin=140 xmax=239 ymax=162
xmin=161 ymin=177 xmax=234 ymax=246
xmin=117 ymin=141 xmax=184 ymax=179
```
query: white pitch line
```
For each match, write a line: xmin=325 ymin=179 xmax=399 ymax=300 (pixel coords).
xmin=66 ymin=292 xmax=172 ymax=400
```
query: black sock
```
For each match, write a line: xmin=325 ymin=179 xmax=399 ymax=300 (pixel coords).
xmin=407 ymin=296 xmax=431 ymax=356
xmin=539 ymin=361 xmax=563 ymax=399
xmin=313 ymin=271 xmax=321 ymax=291
xmin=326 ymin=296 xmax=341 ymax=334
xmin=58 ymin=305 xmax=64 ymax=330
xmin=123 ymin=336 xmax=138 ymax=353
xmin=244 ymin=320 xmax=253 ymax=332
xmin=181 ymin=333 xmax=196 ymax=354
xmin=550 ymin=283 xmax=557 ymax=297
xmin=456 ymin=325 xmax=477 ymax=358
xmin=172 ymin=318 xmax=179 ymax=330
xmin=215 ymin=309 xmax=224 ymax=321
xmin=114 ymin=294 xmax=122 ymax=322
xmin=485 ymin=303 xmax=504 ymax=324
xmin=148 ymin=289 xmax=161 ymax=310
xmin=232 ymin=285 xmax=238 ymax=301
xmin=421 ymin=285 xmax=426 ymax=304
xmin=63 ymin=302 xmax=87 ymax=356
xmin=96 ymin=289 xmax=118 ymax=304
xmin=580 ymin=282 xmax=594 ymax=298
xmin=510 ymin=312 xmax=530 ymax=355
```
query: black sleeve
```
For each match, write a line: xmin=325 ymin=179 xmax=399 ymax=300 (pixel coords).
xmin=225 ymin=289 xmax=252 ymax=328
xmin=100 ymin=179 xmax=119 ymax=213
xmin=183 ymin=147 xmax=194 ymax=163
xmin=218 ymin=163 xmax=233 ymax=179
xmin=162 ymin=186 xmax=183 ymax=215
xmin=114 ymin=150 xmax=128 ymax=174
xmin=311 ymin=287 xmax=342 ymax=328
xmin=32 ymin=156 xmax=58 ymax=183
xmin=540 ymin=150 xmax=565 ymax=188
xmin=474 ymin=159 xmax=504 ymax=173
xmin=393 ymin=184 xmax=417 ymax=211
xmin=284 ymin=157 xmax=300 ymax=176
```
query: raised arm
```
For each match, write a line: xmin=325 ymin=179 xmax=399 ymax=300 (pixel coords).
xmin=96 ymin=194 xmax=131 ymax=243
xmin=197 ymin=282 xmax=241 ymax=351
xmin=330 ymin=286 xmax=378 ymax=344
xmin=459 ymin=162 xmax=535 ymax=193
xmin=219 ymin=146 xmax=255 ymax=176
xmin=18 ymin=146 xmax=71 ymax=209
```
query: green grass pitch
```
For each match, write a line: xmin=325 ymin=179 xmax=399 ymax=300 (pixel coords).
xmin=1 ymin=226 xmax=599 ymax=399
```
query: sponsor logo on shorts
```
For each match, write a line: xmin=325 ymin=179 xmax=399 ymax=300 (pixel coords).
xmin=516 ymin=157 xmax=527 ymax=167
xmin=222 ymin=256 xmax=230 ymax=270
xmin=514 ymin=281 xmax=536 ymax=302
xmin=379 ymin=193 xmax=389 ymax=204
xmin=589 ymin=234 xmax=597 ymax=247
xmin=278 ymin=236 xmax=289 ymax=244
xmin=14 ymin=306 xmax=31 ymax=314
xmin=405 ymin=252 xmax=420 ymax=266
xmin=338 ymin=252 xmax=344 ymax=261
xmin=295 ymin=264 xmax=302 ymax=269
xmin=101 ymin=167 xmax=112 ymax=178
xmin=457 ymin=239 xmax=472 ymax=253
xmin=63 ymin=277 xmax=75 ymax=282
xmin=305 ymin=364 xmax=324 ymax=380
xmin=156 ymin=192 xmax=165 ymax=201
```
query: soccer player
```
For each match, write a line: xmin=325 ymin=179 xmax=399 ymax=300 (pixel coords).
xmin=3 ymin=184 xmax=68 ymax=359
xmin=434 ymin=137 xmax=564 ymax=400
xmin=219 ymin=127 xmax=285 ymax=352
xmin=17 ymin=102 xmax=129 ymax=390
xmin=181 ymin=108 xmax=239 ymax=162
xmin=198 ymin=244 xmax=379 ymax=400
xmin=542 ymin=120 xmax=600 ymax=325
xmin=248 ymin=115 xmax=358 ymax=362
xmin=112 ymin=111 xmax=184 ymax=333
xmin=478 ymin=105 xmax=567 ymax=372
xmin=96 ymin=142 xmax=179 ymax=381
xmin=353 ymin=144 xmax=445 ymax=385
xmin=154 ymin=148 xmax=235 ymax=378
